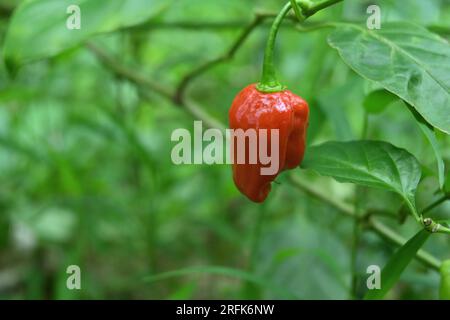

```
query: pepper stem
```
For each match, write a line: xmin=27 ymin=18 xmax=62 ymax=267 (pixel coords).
xmin=256 ymin=2 xmax=295 ymax=93
xmin=256 ymin=0 xmax=343 ymax=93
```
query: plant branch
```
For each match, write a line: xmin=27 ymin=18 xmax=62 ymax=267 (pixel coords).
xmin=128 ymin=19 xmax=450 ymax=37
xmin=369 ymin=218 xmax=441 ymax=270
xmin=86 ymin=42 xmax=173 ymax=100
xmin=173 ymin=14 xmax=265 ymax=104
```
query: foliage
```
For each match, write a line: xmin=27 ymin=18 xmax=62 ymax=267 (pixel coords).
xmin=0 ymin=0 xmax=449 ymax=300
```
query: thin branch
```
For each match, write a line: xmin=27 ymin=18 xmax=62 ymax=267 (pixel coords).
xmin=88 ymin=2 xmax=443 ymax=272
xmin=86 ymin=42 xmax=173 ymax=100
xmin=127 ymin=10 xmax=298 ymax=33
xmin=87 ymin=42 xmax=225 ymax=130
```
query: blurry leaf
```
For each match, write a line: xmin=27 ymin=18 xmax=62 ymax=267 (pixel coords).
xmin=406 ymin=103 xmax=445 ymax=189
xmin=103 ymin=109 xmax=157 ymax=175
xmin=342 ymin=0 xmax=441 ymax=24
xmin=317 ymin=100 xmax=354 ymax=140
xmin=363 ymin=90 xmax=398 ymax=114
xmin=306 ymin=98 xmax=326 ymax=145
xmin=328 ymin=22 xmax=450 ymax=134
xmin=440 ymin=260 xmax=450 ymax=300
xmin=302 ymin=140 xmax=422 ymax=219
xmin=364 ymin=229 xmax=430 ymax=299
xmin=0 ymin=209 xmax=9 ymax=248
xmin=317 ymin=85 xmax=356 ymax=141
xmin=33 ymin=208 xmax=76 ymax=243
xmin=143 ymin=266 xmax=296 ymax=299
xmin=0 ymin=134 xmax=46 ymax=162
xmin=0 ymin=86 xmax=38 ymax=103
xmin=3 ymin=0 xmax=169 ymax=72
xmin=54 ymin=251 xmax=83 ymax=299
xmin=273 ymin=247 xmax=302 ymax=264
xmin=168 ymin=283 xmax=197 ymax=300
xmin=257 ymin=214 xmax=350 ymax=299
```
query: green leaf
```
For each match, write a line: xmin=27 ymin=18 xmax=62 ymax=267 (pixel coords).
xmin=301 ymin=140 xmax=422 ymax=220
xmin=142 ymin=266 xmax=297 ymax=299
xmin=364 ymin=229 xmax=431 ymax=300
xmin=363 ymin=89 xmax=399 ymax=114
xmin=445 ymin=174 xmax=450 ymax=194
xmin=440 ymin=260 xmax=450 ymax=300
xmin=306 ymin=98 xmax=326 ymax=145
xmin=438 ymin=220 xmax=450 ymax=228
xmin=328 ymin=22 xmax=450 ymax=134
xmin=406 ymin=103 xmax=445 ymax=189
xmin=317 ymin=83 xmax=356 ymax=140
xmin=3 ymin=0 xmax=168 ymax=72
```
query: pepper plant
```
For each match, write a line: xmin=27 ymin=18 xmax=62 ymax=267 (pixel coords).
xmin=0 ymin=0 xmax=449 ymax=299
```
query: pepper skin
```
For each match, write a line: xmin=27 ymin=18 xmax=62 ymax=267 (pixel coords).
xmin=229 ymin=83 xmax=309 ymax=202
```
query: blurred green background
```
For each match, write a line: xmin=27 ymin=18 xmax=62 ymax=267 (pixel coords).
xmin=0 ymin=0 xmax=449 ymax=299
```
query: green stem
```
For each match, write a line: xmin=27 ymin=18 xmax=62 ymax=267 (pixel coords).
xmin=256 ymin=0 xmax=344 ymax=93
xmin=403 ymin=196 xmax=422 ymax=224
xmin=290 ymin=0 xmax=304 ymax=22
xmin=256 ymin=2 xmax=292 ymax=93
xmin=369 ymin=218 xmax=441 ymax=270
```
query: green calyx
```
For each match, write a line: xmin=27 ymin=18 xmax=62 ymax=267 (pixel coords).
xmin=255 ymin=81 xmax=286 ymax=93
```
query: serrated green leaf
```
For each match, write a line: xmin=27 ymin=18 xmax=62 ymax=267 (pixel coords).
xmin=364 ymin=229 xmax=430 ymax=300
xmin=3 ymin=0 xmax=169 ymax=72
xmin=328 ymin=22 xmax=450 ymax=134
xmin=301 ymin=140 xmax=422 ymax=220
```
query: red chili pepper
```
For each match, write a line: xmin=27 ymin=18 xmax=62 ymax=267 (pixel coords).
xmin=229 ymin=83 xmax=309 ymax=202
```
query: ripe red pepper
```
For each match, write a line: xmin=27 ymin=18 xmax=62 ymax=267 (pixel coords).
xmin=229 ymin=83 xmax=309 ymax=202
